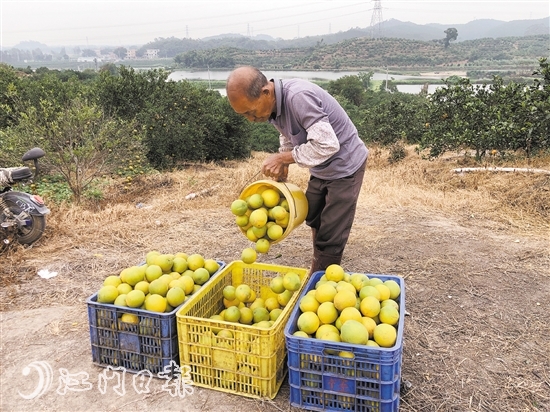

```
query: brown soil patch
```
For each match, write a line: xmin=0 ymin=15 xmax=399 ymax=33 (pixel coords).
xmin=1 ymin=148 xmax=549 ymax=411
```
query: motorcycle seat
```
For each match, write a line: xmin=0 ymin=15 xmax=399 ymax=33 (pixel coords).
xmin=0 ymin=167 xmax=33 ymax=185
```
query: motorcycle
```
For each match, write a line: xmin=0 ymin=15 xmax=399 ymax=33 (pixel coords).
xmin=0 ymin=147 xmax=50 ymax=252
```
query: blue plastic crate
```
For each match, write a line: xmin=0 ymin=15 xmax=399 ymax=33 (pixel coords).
xmin=284 ymin=271 xmax=405 ymax=412
xmin=87 ymin=260 xmax=225 ymax=374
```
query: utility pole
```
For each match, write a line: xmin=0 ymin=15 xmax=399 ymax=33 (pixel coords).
xmin=370 ymin=0 xmax=383 ymax=39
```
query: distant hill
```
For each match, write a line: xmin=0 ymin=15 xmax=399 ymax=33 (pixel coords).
xmin=11 ymin=40 xmax=50 ymax=51
xmin=194 ymin=17 xmax=550 ymax=45
xmin=196 ymin=16 xmax=549 ymax=45
xmin=10 ymin=16 xmax=547 ymax=51
xmin=136 ymin=17 xmax=549 ymax=56
xmin=374 ymin=17 xmax=550 ymax=42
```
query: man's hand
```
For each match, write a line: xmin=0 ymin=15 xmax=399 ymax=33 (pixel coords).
xmin=262 ymin=152 xmax=294 ymax=181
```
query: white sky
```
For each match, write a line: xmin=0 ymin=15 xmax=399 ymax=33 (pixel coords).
xmin=1 ymin=0 xmax=548 ymax=48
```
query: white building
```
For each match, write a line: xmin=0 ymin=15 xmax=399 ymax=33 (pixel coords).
xmin=144 ymin=49 xmax=160 ymax=59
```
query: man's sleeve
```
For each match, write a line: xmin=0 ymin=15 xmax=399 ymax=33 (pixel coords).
xmin=279 ymin=133 xmax=293 ymax=152
xmin=292 ymin=121 xmax=340 ymax=168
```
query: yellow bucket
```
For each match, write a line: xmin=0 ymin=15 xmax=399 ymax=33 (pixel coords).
xmin=239 ymin=180 xmax=308 ymax=244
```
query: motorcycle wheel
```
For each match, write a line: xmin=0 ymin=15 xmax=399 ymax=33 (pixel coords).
xmin=1 ymin=200 xmax=47 ymax=245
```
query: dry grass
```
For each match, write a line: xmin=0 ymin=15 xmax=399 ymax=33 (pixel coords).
xmin=364 ymin=146 xmax=550 ymax=231
xmin=1 ymin=147 xmax=549 ymax=412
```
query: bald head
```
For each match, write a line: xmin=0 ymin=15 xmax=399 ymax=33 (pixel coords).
xmin=226 ymin=66 xmax=269 ymax=102
xmin=225 ymin=66 xmax=276 ymax=123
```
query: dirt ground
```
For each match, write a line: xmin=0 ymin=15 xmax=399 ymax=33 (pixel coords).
xmin=1 ymin=150 xmax=549 ymax=412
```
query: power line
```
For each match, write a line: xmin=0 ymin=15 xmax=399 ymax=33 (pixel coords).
xmin=5 ymin=2 xmax=373 ymax=44
xmin=5 ymin=2 xmax=365 ymax=35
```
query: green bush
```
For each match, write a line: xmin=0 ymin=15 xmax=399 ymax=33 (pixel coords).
xmin=139 ymin=81 xmax=251 ymax=169
xmin=3 ymin=97 xmax=145 ymax=202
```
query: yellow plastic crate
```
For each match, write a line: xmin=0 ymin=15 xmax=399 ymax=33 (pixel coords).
xmin=176 ymin=260 xmax=309 ymax=399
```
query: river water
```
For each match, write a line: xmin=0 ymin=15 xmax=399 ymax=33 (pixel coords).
xmin=167 ymin=69 xmax=445 ymax=82
xmin=167 ymin=70 xmax=445 ymax=95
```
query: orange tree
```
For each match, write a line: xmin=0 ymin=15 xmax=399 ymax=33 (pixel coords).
xmin=95 ymin=65 xmax=166 ymax=121
xmin=359 ymin=90 xmax=428 ymax=146
xmin=420 ymin=58 xmax=550 ymax=159
xmin=420 ymin=77 xmax=487 ymax=159
xmin=94 ymin=65 xmax=251 ymax=169
xmin=522 ymin=58 xmax=550 ymax=156
xmin=137 ymin=79 xmax=250 ymax=169
xmin=326 ymin=73 xmax=428 ymax=147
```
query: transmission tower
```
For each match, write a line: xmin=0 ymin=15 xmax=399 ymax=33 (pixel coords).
xmin=370 ymin=0 xmax=383 ymax=39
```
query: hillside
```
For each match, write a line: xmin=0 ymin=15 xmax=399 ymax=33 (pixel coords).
xmin=134 ymin=17 xmax=550 ymax=51
xmin=188 ymin=34 xmax=549 ymax=74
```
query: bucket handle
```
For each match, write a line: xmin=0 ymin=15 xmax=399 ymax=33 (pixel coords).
xmin=239 ymin=170 xmax=263 ymax=193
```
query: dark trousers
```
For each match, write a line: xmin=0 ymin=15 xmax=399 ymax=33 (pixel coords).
xmin=306 ymin=160 xmax=367 ymax=270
